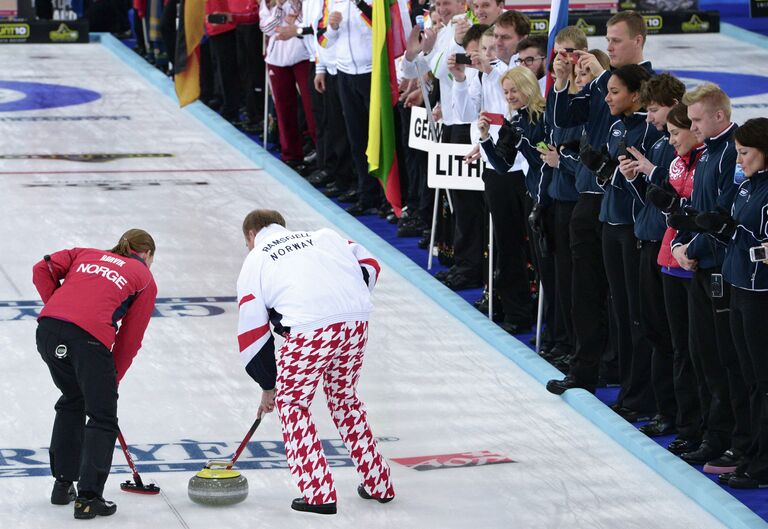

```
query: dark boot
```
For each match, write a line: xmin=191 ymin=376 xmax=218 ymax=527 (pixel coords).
xmin=290 ymin=497 xmax=337 ymax=515
xmin=357 ymin=484 xmax=394 ymax=504
xmin=74 ymin=496 xmax=117 ymax=519
xmin=51 ymin=480 xmax=76 ymax=505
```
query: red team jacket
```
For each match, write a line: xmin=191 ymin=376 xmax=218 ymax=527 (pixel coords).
xmin=32 ymin=248 xmax=158 ymax=382
xmin=205 ymin=0 xmax=260 ymax=36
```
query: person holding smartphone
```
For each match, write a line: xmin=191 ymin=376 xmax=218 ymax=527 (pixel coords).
xmin=695 ymin=118 xmax=768 ymax=488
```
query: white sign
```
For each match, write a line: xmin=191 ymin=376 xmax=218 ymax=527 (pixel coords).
xmin=427 ymin=142 xmax=486 ymax=191
xmin=408 ymin=106 xmax=442 ymax=151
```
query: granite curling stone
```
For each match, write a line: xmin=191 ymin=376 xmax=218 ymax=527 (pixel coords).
xmin=188 ymin=468 xmax=248 ymax=506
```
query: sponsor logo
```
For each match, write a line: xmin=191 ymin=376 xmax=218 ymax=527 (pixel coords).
xmin=391 ymin=451 xmax=515 ymax=471
xmin=23 ymin=178 xmax=209 ymax=191
xmin=612 ymin=129 xmax=623 ymax=137
xmin=739 ymin=188 xmax=749 ymax=196
xmin=575 ymin=18 xmax=596 ymax=36
xmin=530 ymin=18 xmax=548 ymax=35
xmin=643 ymin=15 xmax=663 ymax=33
xmin=0 ymin=153 xmax=173 ymax=163
xmin=0 ymin=23 xmax=30 ymax=40
xmin=681 ymin=14 xmax=710 ymax=33
xmin=49 ymin=23 xmax=79 ymax=42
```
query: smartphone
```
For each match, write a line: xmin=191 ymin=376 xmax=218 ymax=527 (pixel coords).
xmin=711 ymin=273 xmax=724 ymax=298
xmin=481 ymin=112 xmax=505 ymax=126
xmin=415 ymin=14 xmax=424 ymax=30
xmin=207 ymin=13 xmax=228 ymax=24
xmin=536 ymin=141 xmax=548 ymax=151
xmin=749 ymin=245 xmax=768 ymax=262
xmin=455 ymin=53 xmax=472 ymax=65
xmin=618 ymin=141 xmax=635 ymax=160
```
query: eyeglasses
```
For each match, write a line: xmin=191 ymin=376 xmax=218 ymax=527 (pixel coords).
xmin=515 ymin=56 xmax=546 ymax=66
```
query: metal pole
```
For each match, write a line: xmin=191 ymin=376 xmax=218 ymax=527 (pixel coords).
xmin=535 ymin=282 xmax=544 ymax=354
xmin=427 ymin=188 xmax=440 ymax=270
xmin=488 ymin=213 xmax=493 ymax=320
xmin=263 ymin=34 xmax=269 ymax=146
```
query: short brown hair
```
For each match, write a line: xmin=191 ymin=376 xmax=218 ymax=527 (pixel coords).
xmin=462 ymin=23 xmax=490 ymax=48
xmin=734 ymin=118 xmax=768 ymax=160
xmin=682 ymin=82 xmax=731 ymax=120
xmin=495 ymin=10 xmax=530 ymax=38
xmin=640 ymin=73 xmax=686 ymax=107
xmin=666 ymin=103 xmax=691 ymax=130
xmin=516 ymin=34 xmax=547 ymax=56
xmin=110 ymin=229 xmax=156 ymax=257
xmin=607 ymin=11 xmax=647 ymax=44
xmin=242 ymin=209 xmax=286 ymax=237
xmin=554 ymin=26 xmax=588 ymax=50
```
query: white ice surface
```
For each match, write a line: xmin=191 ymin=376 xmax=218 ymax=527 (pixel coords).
xmin=1 ymin=34 xmax=766 ymax=528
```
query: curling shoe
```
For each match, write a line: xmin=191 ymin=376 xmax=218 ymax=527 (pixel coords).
xmin=357 ymin=484 xmax=394 ymax=503
xmin=74 ymin=496 xmax=117 ymax=519
xmin=291 ymin=497 xmax=337 ymax=515
xmin=51 ymin=480 xmax=76 ymax=505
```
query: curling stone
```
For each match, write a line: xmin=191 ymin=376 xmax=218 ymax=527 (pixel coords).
xmin=188 ymin=468 xmax=248 ymax=506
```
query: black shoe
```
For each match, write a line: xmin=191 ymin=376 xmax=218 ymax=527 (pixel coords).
xmin=546 ymin=375 xmax=596 ymax=395
xmin=498 ymin=321 xmax=531 ymax=335
xmin=434 ymin=268 xmax=456 ymax=282
xmin=638 ymin=415 xmax=676 ymax=437
xmin=443 ymin=274 xmax=482 ymax=291
xmin=74 ymin=496 xmax=117 ymax=519
xmin=346 ymin=203 xmax=379 ymax=217
xmin=51 ymin=480 xmax=76 ymax=505
xmin=308 ymin=170 xmax=333 ymax=187
xmin=613 ymin=407 xmax=654 ymax=423
xmin=303 ymin=150 xmax=318 ymax=165
xmin=290 ymin=497 xmax=337 ymax=515
xmin=338 ymin=189 xmax=359 ymax=203
xmin=719 ymin=471 xmax=737 ymax=485
xmin=681 ymin=442 xmax=724 ymax=466
xmin=728 ymin=472 xmax=768 ymax=489
xmin=667 ymin=437 xmax=700 ymax=456
xmin=397 ymin=219 xmax=427 ymax=238
xmin=322 ymin=183 xmax=347 ymax=198
xmin=284 ymin=159 xmax=310 ymax=176
xmin=357 ymin=484 xmax=394 ymax=504
xmin=703 ymin=449 xmax=744 ymax=474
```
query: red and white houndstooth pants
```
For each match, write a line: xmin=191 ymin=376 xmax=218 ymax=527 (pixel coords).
xmin=274 ymin=320 xmax=394 ymax=505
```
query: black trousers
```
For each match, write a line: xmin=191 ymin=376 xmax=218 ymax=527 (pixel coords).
xmin=661 ymin=273 xmax=703 ymax=441
xmin=209 ymin=30 xmax=241 ymax=121
xmin=337 ymin=72 xmax=381 ymax=207
xmin=689 ymin=268 xmax=751 ymax=452
xmin=236 ymin=23 xmax=265 ymax=123
xmin=602 ymin=224 xmax=655 ymax=412
xmin=321 ymin=74 xmax=355 ymax=190
xmin=482 ymin=168 xmax=531 ymax=325
xmin=160 ymin=0 xmax=177 ymax=65
xmin=525 ymin=196 xmax=557 ymax=342
xmin=639 ymin=241 xmax=676 ymax=419
xmin=441 ymin=124 xmax=484 ymax=279
xmin=730 ymin=287 xmax=768 ymax=478
xmin=551 ymin=200 xmax=577 ymax=350
xmin=567 ymin=194 xmax=608 ymax=384
xmin=37 ymin=318 xmax=119 ymax=497
xmin=308 ymin=63 xmax=327 ymax=168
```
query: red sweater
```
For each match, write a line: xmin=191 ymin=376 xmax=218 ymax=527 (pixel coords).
xmin=33 ymin=248 xmax=157 ymax=382
xmin=657 ymin=147 xmax=704 ymax=269
xmin=205 ymin=0 xmax=259 ymax=36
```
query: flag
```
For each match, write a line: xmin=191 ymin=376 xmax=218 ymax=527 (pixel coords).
xmin=174 ymin=0 xmax=205 ymax=107
xmin=545 ymin=0 xmax=569 ymax=95
xmin=366 ymin=0 xmax=403 ymax=216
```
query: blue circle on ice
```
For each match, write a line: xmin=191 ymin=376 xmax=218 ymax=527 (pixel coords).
xmin=668 ymin=70 xmax=768 ymax=99
xmin=0 ymin=81 xmax=101 ymax=112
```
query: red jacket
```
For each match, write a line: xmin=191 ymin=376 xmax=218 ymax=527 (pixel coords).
xmin=205 ymin=0 xmax=259 ymax=36
xmin=33 ymin=248 xmax=157 ymax=382
xmin=657 ymin=146 xmax=704 ymax=269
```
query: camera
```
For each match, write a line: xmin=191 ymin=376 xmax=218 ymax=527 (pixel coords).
xmin=749 ymin=245 xmax=768 ymax=263
xmin=455 ymin=53 xmax=472 ymax=65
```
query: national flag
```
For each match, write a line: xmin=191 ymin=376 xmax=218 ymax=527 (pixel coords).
xmin=366 ymin=0 xmax=403 ymax=216
xmin=317 ymin=0 xmax=330 ymax=48
xmin=174 ymin=0 xmax=205 ymax=107
xmin=545 ymin=0 xmax=569 ymax=95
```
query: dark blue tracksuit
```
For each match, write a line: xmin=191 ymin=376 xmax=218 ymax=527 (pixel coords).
xmin=673 ymin=122 xmax=750 ymax=454
xmin=723 ymin=170 xmax=768 ymax=478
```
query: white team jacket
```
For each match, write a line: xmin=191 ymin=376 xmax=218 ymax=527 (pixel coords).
xmin=236 ymin=224 xmax=380 ymax=376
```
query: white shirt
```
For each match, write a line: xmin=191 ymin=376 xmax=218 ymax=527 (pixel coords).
xmin=236 ymin=224 xmax=379 ymax=368
xmin=260 ymin=0 xmax=312 ymax=67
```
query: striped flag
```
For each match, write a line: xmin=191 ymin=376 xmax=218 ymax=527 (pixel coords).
xmin=366 ymin=0 xmax=403 ymax=216
xmin=545 ymin=0 xmax=569 ymax=95
xmin=174 ymin=0 xmax=205 ymax=107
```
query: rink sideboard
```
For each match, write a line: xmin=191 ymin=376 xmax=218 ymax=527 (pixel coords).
xmin=0 ymin=19 xmax=88 ymax=43
xmin=524 ymin=9 xmax=720 ymax=36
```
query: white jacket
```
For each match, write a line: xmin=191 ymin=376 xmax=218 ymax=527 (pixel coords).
xmin=260 ymin=0 xmax=311 ymax=67
xmin=236 ymin=224 xmax=379 ymax=378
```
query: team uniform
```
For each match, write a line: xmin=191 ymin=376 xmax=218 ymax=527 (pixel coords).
xmin=32 ymin=248 xmax=157 ymax=497
xmin=237 ymin=224 xmax=393 ymax=505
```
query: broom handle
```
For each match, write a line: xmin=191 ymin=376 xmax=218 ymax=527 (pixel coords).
xmin=226 ymin=412 xmax=263 ymax=470
xmin=117 ymin=430 xmax=145 ymax=487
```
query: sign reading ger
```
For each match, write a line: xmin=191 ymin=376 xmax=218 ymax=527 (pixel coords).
xmin=427 ymin=142 xmax=486 ymax=191
xmin=408 ymin=106 xmax=442 ymax=151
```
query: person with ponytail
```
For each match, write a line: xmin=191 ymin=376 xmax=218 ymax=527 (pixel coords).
xmin=32 ymin=229 xmax=158 ymax=519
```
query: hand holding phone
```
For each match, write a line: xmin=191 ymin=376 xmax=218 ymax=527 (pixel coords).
xmin=480 ymin=112 xmax=505 ymax=126
xmin=455 ymin=53 xmax=472 ymax=65
xmin=536 ymin=141 xmax=548 ymax=151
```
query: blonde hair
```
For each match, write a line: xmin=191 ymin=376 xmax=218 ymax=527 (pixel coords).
xmin=682 ymin=82 xmax=732 ymax=120
xmin=554 ymin=26 xmax=588 ymax=50
xmin=500 ymin=66 xmax=544 ymax=123
xmin=110 ymin=229 xmax=156 ymax=257
xmin=242 ymin=209 xmax=286 ymax=237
